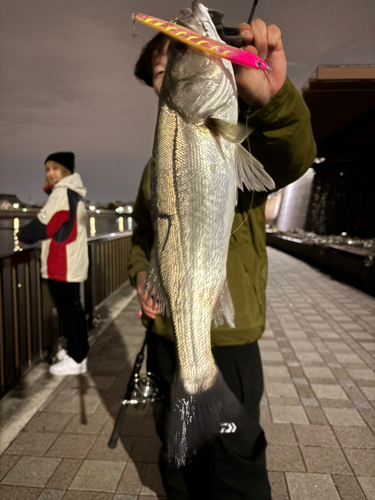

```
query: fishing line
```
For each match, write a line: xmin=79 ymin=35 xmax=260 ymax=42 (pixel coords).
xmin=230 ymin=191 xmax=254 ymax=236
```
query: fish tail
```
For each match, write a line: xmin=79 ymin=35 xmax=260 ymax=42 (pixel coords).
xmin=167 ymin=371 xmax=244 ymax=467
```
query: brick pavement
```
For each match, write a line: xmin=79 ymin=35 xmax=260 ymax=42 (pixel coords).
xmin=0 ymin=246 xmax=374 ymax=499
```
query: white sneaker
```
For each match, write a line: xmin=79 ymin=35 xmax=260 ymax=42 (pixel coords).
xmin=55 ymin=348 xmax=68 ymax=362
xmin=49 ymin=356 xmax=87 ymax=375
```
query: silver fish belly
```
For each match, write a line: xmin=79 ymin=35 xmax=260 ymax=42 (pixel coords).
xmin=154 ymin=103 xmax=237 ymax=395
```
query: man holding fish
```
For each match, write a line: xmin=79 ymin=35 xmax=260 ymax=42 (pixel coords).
xmin=128 ymin=2 xmax=316 ymax=498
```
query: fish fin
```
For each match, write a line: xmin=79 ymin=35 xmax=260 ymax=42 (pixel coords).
xmin=212 ymin=280 xmax=235 ymax=328
xmin=144 ymin=248 xmax=170 ymax=317
xmin=205 ymin=117 xmax=251 ymax=144
xmin=167 ymin=370 xmax=246 ymax=467
xmin=235 ymin=144 xmax=275 ymax=193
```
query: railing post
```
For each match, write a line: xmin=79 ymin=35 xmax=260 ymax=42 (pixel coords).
xmin=24 ymin=262 xmax=32 ymax=367
xmin=35 ymin=260 xmax=43 ymax=359
xmin=11 ymin=266 xmax=19 ymax=374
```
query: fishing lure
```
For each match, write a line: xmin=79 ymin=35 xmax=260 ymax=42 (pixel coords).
xmin=134 ymin=13 xmax=268 ymax=71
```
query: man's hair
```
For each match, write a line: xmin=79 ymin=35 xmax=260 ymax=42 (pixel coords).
xmin=134 ymin=32 xmax=169 ymax=87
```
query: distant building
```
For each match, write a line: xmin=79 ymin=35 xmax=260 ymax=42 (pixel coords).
xmin=0 ymin=194 xmax=25 ymax=210
xmin=302 ymin=64 xmax=375 ymax=238
xmin=273 ymin=65 xmax=375 ymax=237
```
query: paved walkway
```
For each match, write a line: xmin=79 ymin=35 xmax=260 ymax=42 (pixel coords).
xmin=0 ymin=247 xmax=374 ymax=500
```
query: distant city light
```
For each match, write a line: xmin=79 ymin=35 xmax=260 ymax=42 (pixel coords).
xmin=341 ymin=232 xmax=347 ymax=236
xmin=89 ymin=217 xmax=96 ymax=237
xmin=96 ymin=209 xmax=100 ymax=214
xmin=126 ymin=205 xmax=133 ymax=213
xmin=115 ymin=206 xmax=124 ymax=213
xmin=110 ymin=233 xmax=116 ymax=237
xmin=22 ymin=208 xmax=27 ymax=212
xmin=314 ymin=157 xmax=326 ymax=164
xmin=13 ymin=203 xmax=19 ymax=209
xmin=13 ymin=217 xmax=22 ymax=253
xmin=89 ymin=205 xmax=96 ymax=211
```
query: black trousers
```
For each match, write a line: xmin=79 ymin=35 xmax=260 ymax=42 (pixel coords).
xmin=48 ymin=280 xmax=89 ymax=363
xmin=147 ymin=332 xmax=272 ymax=500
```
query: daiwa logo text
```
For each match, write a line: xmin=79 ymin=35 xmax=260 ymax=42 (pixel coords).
xmin=220 ymin=422 xmax=237 ymax=433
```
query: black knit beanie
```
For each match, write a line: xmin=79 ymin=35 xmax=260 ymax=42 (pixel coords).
xmin=45 ymin=152 xmax=75 ymax=173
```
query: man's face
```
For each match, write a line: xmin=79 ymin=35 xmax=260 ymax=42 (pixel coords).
xmin=151 ymin=41 xmax=169 ymax=97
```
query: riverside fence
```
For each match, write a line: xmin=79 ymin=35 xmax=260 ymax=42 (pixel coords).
xmin=0 ymin=231 xmax=132 ymax=397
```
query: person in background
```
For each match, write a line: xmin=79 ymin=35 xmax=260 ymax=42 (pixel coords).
xmin=19 ymin=152 xmax=89 ymax=375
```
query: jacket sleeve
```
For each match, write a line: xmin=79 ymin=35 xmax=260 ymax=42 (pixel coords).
xmin=239 ymin=77 xmax=317 ymax=190
xmin=128 ymin=159 xmax=153 ymax=287
xmin=19 ymin=188 xmax=70 ymax=243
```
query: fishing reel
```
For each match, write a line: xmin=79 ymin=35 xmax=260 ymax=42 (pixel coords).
xmin=108 ymin=336 xmax=162 ymax=449
xmin=125 ymin=371 xmax=160 ymax=409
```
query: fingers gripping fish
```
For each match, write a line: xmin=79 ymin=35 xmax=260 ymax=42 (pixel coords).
xmin=143 ymin=1 xmax=275 ymax=466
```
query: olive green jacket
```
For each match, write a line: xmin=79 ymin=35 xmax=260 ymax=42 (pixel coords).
xmin=128 ymin=77 xmax=316 ymax=346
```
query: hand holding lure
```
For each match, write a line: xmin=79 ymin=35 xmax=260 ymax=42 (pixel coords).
xmin=134 ymin=13 xmax=268 ymax=71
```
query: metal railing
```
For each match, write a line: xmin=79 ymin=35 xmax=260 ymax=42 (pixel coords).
xmin=0 ymin=249 xmax=52 ymax=394
xmin=85 ymin=232 xmax=132 ymax=327
xmin=0 ymin=231 xmax=133 ymax=396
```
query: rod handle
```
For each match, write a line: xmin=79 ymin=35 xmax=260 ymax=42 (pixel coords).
xmin=107 ymin=403 xmax=128 ymax=449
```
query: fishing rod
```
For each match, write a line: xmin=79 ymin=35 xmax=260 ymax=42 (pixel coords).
xmin=208 ymin=0 xmax=260 ymax=47
xmin=248 ymin=0 xmax=259 ymax=25
xmin=108 ymin=335 xmax=161 ymax=449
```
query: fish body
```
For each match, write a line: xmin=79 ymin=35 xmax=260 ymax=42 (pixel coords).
xmin=145 ymin=1 xmax=274 ymax=465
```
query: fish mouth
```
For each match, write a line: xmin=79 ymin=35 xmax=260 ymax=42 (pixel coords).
xmin=176 ymin=2 xmax=207 ymax=35
xmin=175 ymin=7 xmax=197 ymax=31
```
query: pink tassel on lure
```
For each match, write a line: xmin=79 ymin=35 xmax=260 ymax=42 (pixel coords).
xmin=134 ymin=13 xmax=268 ymax=71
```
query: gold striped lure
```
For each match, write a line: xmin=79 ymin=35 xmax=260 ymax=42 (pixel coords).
xmin=134 ymin=13 xmax=268 ymax=71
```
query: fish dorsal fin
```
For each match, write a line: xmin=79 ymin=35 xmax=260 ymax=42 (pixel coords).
xmin=235 ymin=144 xmax=275 ymax=193
xmin=144 ymin=248 xmax=170 ymax=317
xmin=212 ymin=279 xmax=235 ymax=329
xmin=205 ymin=117 xmax=251 ymax=144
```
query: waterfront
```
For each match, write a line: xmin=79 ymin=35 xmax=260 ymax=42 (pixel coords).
xmin=0 ymin=212 xmax=133 ymax=257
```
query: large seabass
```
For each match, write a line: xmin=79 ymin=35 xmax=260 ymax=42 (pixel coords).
xmin=144 ymin=1 xmax=275 ymax=466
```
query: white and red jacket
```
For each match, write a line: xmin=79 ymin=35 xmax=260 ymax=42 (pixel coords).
xmin=19 ymin=173 xmax=88 ymax=282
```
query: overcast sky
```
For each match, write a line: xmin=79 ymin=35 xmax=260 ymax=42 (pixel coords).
xmin=0 ymin=0 xmax=374 ymax=205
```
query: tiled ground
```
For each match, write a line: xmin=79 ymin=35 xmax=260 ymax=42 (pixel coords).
xmin=1 ymin=246 xmax=374 ymax=499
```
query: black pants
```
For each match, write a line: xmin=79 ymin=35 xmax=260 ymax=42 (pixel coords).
xmin=49 ymin=280 xmax=89 ymax=363
xmin=147 ymin=332 xmax=272 ymax=500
